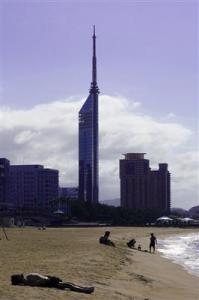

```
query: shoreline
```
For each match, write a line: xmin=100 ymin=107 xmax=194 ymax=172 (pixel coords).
xmin=0 ymin=227 xmax=198 ymax=300
xmin=108 ymin=229 xmax=199 ymax=300
xmin=156 ymin=232 xmax=199 ymax=278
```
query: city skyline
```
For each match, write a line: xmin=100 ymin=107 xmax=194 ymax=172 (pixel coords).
xmin=0 ymin=1 xmax=198 ymax=209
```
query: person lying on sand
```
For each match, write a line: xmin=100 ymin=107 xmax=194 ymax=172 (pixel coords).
xmin=127 ymin=238 xmax=136 ymax=249
xmin=99 ymin=231 xmax=116 ymax=247
xmin=11 ymin=273 xmax=94 ymax=294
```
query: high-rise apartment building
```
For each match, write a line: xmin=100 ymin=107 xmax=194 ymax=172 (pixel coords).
xmin=0 ymin=158 xmax=11 ymax=208
xmin=10 ymin=165 xmax=58 ymax=209
xmin=150 ymin=164 xmax=171 ymax=211
xmin=78 ymin=27 xmax=99 ymax=203
xmin=0 ymin=159 xmax=59 ymax=210
xmin=120 ymin=153 xmax=170 ymax=212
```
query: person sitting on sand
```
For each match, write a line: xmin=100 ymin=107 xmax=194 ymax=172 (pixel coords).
xmin=137 ymin=244 xmax=142 ymax=251
xmin=127 ymin=238 xmax=136 ymax=249
xmin=11 ymin=273 xmax=94 ymax=294
xmin=99 ymin=231 xmax=115 ymax=247
xmin=149 ymin=233 xmax=157 ymax=253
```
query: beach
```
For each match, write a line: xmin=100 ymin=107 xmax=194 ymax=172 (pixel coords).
xmin=0 ymin=227 xmax=198 ymax=300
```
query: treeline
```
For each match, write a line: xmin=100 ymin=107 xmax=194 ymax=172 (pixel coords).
xmin=70 ymin=201 xmax=167 ymax=225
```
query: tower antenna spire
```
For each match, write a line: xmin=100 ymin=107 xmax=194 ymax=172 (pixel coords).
xmin=90 ymin=25 xmax=99 ymax=93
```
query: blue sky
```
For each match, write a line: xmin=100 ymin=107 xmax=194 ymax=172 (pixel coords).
xmin=0 ymin=0 xmax=198 ymax=209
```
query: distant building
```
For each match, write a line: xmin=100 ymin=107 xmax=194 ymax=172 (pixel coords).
xmin=78 ymin=27 xmax=99 ymax=203
xmin=120 ymin=153 xmax=170 ymax=212
xmin=50 ymin=187 xmax=78 ymax=215
xmin=59 ymin=187 xmax=78 ymax=200
xmin=0 ymin=158 xmax=59 ymax=210
xmin=0 ymin=158 xmax=12 ymax=208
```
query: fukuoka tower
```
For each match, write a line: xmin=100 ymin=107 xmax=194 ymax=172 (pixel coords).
xmin=78 ymin=26 xmax=99 ymax=203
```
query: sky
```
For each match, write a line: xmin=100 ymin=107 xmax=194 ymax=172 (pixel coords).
xmin=0 ymin=0 xmax=198 ymax=209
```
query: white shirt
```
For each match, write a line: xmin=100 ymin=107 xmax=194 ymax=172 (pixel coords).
xmin=25 ymin=273 xmax=49 ymax=286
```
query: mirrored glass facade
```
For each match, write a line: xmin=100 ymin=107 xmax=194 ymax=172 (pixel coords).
xmin=78 ymin=28 xmax=99 ymax=203
xmin=79 ymin=93 xmax=98 ymax=202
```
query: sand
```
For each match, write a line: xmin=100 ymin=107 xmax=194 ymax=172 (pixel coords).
xmin=0 ymin=226 xmax=198 ymax=300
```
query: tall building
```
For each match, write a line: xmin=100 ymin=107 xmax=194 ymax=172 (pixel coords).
xmin=0 ymin=158 xmax=12 ymax=208
xmin=0 ymin=158 xmax=59 ymax=210
xmin=150 ymin=164 xmax=171 ymax=211
xmin=78 ymin=26 xmax=99 ymax=203
xmin=120 ymin=153 xmax=170 ymax=212
xmin=10 ymin=165 xmax=58 ymax=209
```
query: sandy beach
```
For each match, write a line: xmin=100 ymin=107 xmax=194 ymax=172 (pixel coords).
xmin=0 ymin=227 xmax=198 ymax=300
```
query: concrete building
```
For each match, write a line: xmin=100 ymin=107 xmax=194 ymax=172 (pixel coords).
xmin=78 ymin=26 xmax=99 ymax=203
xmin=120 ymin=153 xmax=170 ymax=212
xmin=0 ymin=159 xmax=59 ymax=210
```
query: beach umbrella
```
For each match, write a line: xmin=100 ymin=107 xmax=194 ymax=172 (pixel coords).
xmin=182 ymin=217 xmax=194 ymax=222
xmin=53 ymin=209 xmax=64 ymax=215
xmin=156 ymin=216 xmax=173 ymax=221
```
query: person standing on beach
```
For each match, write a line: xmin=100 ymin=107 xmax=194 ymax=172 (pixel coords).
xmin=149 ymin=233 xmax=157 ymax=253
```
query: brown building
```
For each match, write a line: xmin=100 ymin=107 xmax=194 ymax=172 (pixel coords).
xmin=120 ymin=153 xmax=170 ymax=212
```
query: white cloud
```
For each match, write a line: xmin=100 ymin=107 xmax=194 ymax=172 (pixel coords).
xmin=165 ymin=112 xmax=176 ymax=119
xmin=0 ymin=95 xmax=198 ymax=209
